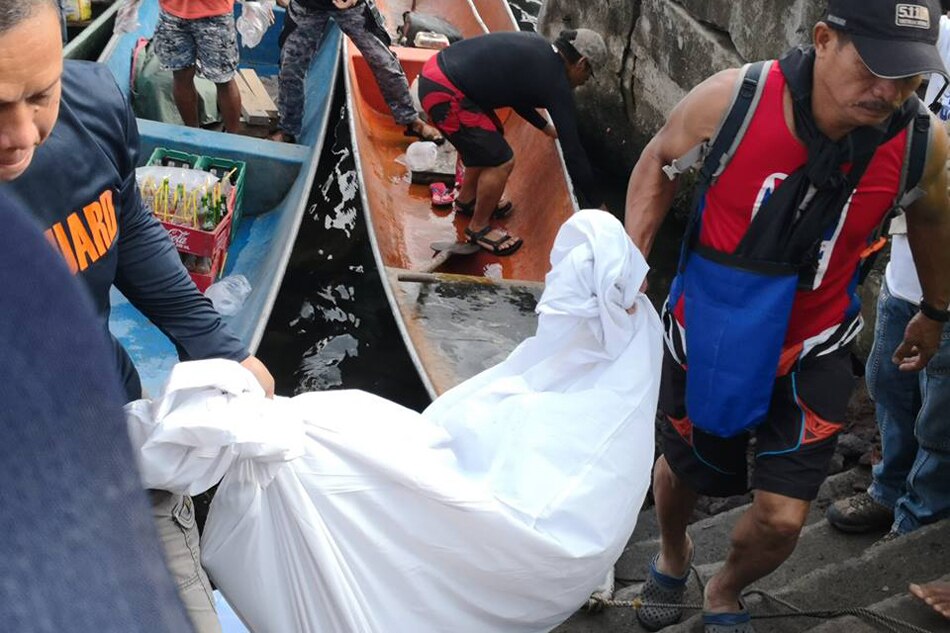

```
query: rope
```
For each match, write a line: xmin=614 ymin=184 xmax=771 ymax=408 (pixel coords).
xmin=590 ymin=572 xmax=932 ymax=633
xmin=747 ymin=590 xmax=934 ymax=633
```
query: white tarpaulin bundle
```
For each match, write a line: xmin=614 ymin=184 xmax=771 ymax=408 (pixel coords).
xmin=125 ymin=210 xmax=663 ymax=633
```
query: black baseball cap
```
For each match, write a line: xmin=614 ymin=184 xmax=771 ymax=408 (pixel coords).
xmin=825 ymin=0 xmax=949 ymax=80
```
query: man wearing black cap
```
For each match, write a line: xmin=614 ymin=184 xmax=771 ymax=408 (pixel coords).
xmin=418 ymin=28 xmax=607 ymax=256
xmin=624 ymin=1 xmax=950 ymax=631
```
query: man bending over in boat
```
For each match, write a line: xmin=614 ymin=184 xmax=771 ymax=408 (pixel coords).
xmin=152 ymin=0 xmax=244 ymax=133
xmin=418 ymin=28 xmax=607 ymax=256
xmin=269 ymin=0 xmax=441 ymax=145
xmin=0 ymin=2 xmax=274 ymax=632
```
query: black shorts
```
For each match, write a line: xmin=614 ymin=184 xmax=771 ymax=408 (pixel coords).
xmin=418 ymin=56 xmax=514 ymax=168
xmin=659 ymin=345 xmax=855 ymax=501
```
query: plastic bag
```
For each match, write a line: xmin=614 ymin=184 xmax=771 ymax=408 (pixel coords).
xmin=114 ymin=0 xmax=143 ymax=34
xmin=405 ymin=141 xmax=438 ymax=172
xmin=236 ymin=1 xmax=275 ymax=49
xmin=126 ymin=211 xmax=662 ymax=633
xmin=135 ymin=166 xmax=232 ymax=230
xmin=399 ymin=11 xmax=463 ymax=46
xmin=204 ymin=275 xmax=252 ymax=315
xmin=135 ymin=166 xmax=218 ymax=192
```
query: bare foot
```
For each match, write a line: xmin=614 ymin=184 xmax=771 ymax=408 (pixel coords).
xmin=704 ymin=573 xmax=743 ymax=614
xmin=656 ymin=534 xmax=694 ymax=580
xmin=911 ymin=582 xmax=950 ymax=619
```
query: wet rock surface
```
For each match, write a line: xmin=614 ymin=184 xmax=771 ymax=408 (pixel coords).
xmin=538 ymin=0 xmax=826 ymax=174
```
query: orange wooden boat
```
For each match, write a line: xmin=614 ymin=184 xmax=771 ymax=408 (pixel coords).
xmin=345 ymin=0 xmax=578 ymax=399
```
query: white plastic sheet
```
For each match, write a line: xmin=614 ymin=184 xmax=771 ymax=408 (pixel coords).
xmin=126 ymin=210 xmax=662 ymax=633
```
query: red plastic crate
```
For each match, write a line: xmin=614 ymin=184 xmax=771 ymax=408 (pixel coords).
xmin=160 ymin=208 xmax=233 ymax=259
xmin=187 ymin=249 xmax=226 ymax=293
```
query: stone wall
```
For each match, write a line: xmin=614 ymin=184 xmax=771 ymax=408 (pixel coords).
xmin=538 ymin=0 xmax=825 ymax=173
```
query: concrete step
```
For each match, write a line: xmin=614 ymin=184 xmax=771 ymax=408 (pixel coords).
xmin=660 ymin=518 xmax=950 ymax=633
xmin=806 ymin=572 xmax=950 ymax=633
xmin=553 ymin=469 xmax=872 ymax=633
xmin=692 ymin=518 xmax=882 ymax=595
xmin=614 ymin=468 xmax=870 ymax=584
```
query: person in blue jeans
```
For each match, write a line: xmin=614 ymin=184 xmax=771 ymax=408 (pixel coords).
xmin=827 ymin=0 xmax=950 ymax=546
xmin=827 ymin=228 xmax=950 ymax=539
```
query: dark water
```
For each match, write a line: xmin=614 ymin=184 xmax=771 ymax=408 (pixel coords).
xmin=256 ymin=95 xmax=433 ymax=411
xmin=256 ymin=1 xmax=673 ymax=409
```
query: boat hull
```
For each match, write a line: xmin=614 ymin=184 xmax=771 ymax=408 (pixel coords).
xmin=346 ymin=0 xmax=577 ymax=398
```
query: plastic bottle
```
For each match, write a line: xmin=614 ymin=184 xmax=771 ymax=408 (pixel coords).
xmin=405 ymin=141 xmax=438 ymax=172
xmin=205 ymin=275 xmax=252 ymax=316
xmin=236 ymin=1 xmax=275 ymax=49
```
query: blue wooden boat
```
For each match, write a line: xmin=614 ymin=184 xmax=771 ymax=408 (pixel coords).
xmin=103 ymin=0 xmax=342 ymax=397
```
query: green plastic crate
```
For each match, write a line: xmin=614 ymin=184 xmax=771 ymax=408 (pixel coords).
xmin=147 ymin=148 xmax=202 ymax=169
xmin=197 ymin=156 xmax=247 ymax=230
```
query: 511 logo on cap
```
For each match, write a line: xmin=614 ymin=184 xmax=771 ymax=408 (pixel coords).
xmin=896 ymin=3 xmax=931 ymax=29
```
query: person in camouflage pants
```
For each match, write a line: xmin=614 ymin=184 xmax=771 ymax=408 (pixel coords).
xmin=271 ymin=0 xmax=441 ymax=143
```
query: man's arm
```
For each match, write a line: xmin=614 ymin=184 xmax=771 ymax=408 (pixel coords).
xmin=546 ymin=85 xmax=604 ymax=208
xmin=514 ymin=106 xmax=549 ymax=131
xmin=111 ymin=87 xmax=275 ymax=395
xmin=624 ymin=68 xmax=739 ymax=258
xmin=894 ymin=115 xmax=950 ymax=371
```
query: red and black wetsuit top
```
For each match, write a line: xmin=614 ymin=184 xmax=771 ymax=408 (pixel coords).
xmin=437 ymin=31 xmax=602 ymax=208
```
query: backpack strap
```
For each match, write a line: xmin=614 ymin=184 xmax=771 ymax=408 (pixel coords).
xmin=662 ymin=60 xmax=772 ymax=183
xmin=857 ymin=101 xmax=931 ymax=283
xmin=895 ymin=101 xmax=932 ymax=215
xmin=672 ymin=61 xmax=771 ymax=271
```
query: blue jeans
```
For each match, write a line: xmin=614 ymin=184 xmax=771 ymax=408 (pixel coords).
xmin=866 ymin=279 xmax=950 ymax=534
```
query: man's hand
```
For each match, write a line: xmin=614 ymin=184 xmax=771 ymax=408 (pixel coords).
xmin=240 ymin=355 xmax=275 ymax=398
xmin=332 ymin=0 xmax=361 ymax=9
xmin=275 ymin=0 xmax=289 ymax=6
xmin=542 ymin=122 xmax=558 ymax=139
xmin=892 ymin=312 xmax=944 ymax=371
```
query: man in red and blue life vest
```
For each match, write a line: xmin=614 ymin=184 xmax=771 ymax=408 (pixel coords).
xmin=625 ymin=0 xmax=950 ymax=631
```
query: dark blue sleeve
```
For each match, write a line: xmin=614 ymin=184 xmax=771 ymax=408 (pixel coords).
xmin=548 ymin=82 xmax=603 ymax=209
xmin=113 ymin=91 xmax=248 ymax=364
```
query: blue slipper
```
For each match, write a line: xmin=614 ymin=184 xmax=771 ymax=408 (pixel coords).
xmin=703 ymin=601 xmax=754 ymax=633
xmin=636 ymin=552 xmax=694 ymax=631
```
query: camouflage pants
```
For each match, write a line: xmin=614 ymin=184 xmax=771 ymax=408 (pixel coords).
xmin=279 ymin=0 xmax=417 ymax=137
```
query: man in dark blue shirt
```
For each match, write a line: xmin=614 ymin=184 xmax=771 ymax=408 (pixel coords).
xmin=0 ymin=2 xmax=273 ymax=631
xmin=419 ymin=28 xmax=607 ymax=255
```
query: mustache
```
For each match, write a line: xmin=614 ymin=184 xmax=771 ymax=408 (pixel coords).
xmin=855 ymin=100 xmax=896 ymax=114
